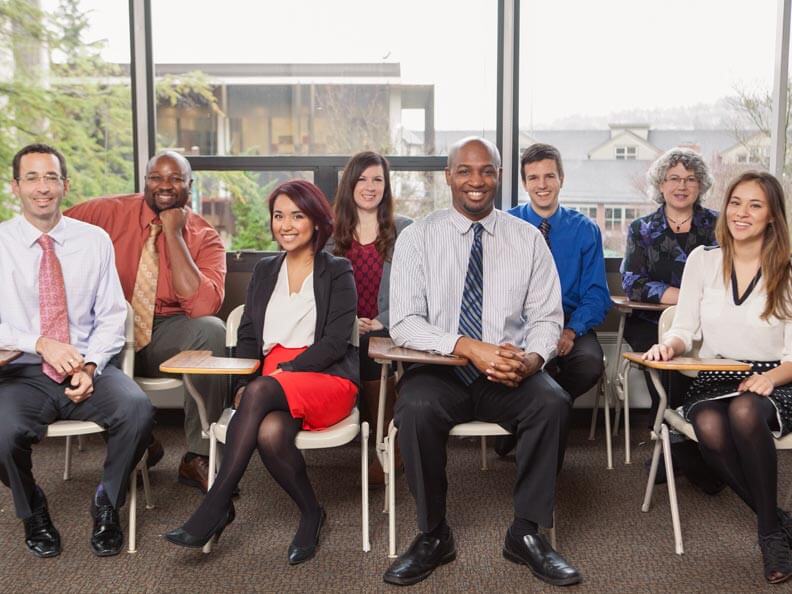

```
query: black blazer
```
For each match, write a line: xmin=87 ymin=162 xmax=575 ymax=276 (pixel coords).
xmin=233 ymin=251 xmax=360 ymax=395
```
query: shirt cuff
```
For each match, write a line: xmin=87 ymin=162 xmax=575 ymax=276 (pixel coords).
xmin=440 ymin=333 xmax=464 ymax=356
xmin=19 ymin=333 xmax=41 ymax=355
xmin=84 ymin=353 xmax=110 ymax=375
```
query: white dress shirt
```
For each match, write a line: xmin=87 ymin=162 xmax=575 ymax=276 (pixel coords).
xmin=262 ymin=258 xmax=316 ymax=355
xmin=665 ymin=245 xmax=792 ymax=362
xmin=389 ymin=208 xmax=563 ymax=363
xmin=0 ymin=215 xmax=126 ymax=373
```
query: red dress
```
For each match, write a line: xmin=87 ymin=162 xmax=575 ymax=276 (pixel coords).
xmin=263 ymin=344 xmax=357 ymax=431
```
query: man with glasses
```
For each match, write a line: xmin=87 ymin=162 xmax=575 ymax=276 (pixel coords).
xmin=494 ymin=143 xmax=610 ymax=458
xmin=0 ymin=143 xmax=154 ymax=557
xmin=66 ymin=151 xmax=227 ymax=493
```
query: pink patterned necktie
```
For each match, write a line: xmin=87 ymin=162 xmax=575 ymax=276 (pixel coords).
xmin=37 ymin=234 xmax=70 ymax=383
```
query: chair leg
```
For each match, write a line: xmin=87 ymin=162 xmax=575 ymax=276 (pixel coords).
xmin=128 ymin=469 xmax=137 ymax=553
xmin=78 ymin=435 xmax=86 ymax=452
xmin=624 ymin=365 xmax=631 ymax=465
xmin=388 ymin=422 xmax=398 ymax=558
xmin=588 ymin=379 xmax=601 ymax=441
xmin=203 ymin=427 xmax=219 ymax=555
xmin=642 ymin=434 xmax=662 ymax=512
xmin=613 ymin=393 xmax=622 ymax=437
xmin=604 ymin=383 xmax=613 ymax=470
xmin=141 ymin=465 xmax=154 ymax=510
xmin=549 ymin=509 xmax=558 ymax=549
xmin=660 ymin=424 xmax=684 ymax=555
xmin=480 ymin=436 xmax=488 ymax=471
xmin=361 ymin=421 xmax=370 ymax=552
xmin=63 ymin=436 xmax=72 ymax=481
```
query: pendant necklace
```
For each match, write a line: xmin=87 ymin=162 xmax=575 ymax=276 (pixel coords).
xmin=666 ymin=212 xmax=692 ymax=232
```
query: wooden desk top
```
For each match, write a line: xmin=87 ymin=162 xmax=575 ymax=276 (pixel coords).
xmin=0 ymin=350 xmax=22 ymax=366
xmin=368 ymin=337 xmax=468 ymax=366
xmin=160 ymin=350 xmax=260 ymax=375
xmin=623 ymin=352 xmax=751 ymax=372
xmin=611 ymin=295 xmax=671 ymax=313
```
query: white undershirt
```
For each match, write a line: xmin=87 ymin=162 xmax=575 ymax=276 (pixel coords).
xmin=262 ymin=259 xmax=316 ymax=355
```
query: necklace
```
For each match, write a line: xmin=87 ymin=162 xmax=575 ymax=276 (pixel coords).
xmin=666 ymin=212 xmax=693 ymax=232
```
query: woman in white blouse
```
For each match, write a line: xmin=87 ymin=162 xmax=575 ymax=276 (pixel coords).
xmin=166 ymin=180 xmax=359 ymax=565
xmin=644 ymin=171 xmax=792 ymax=584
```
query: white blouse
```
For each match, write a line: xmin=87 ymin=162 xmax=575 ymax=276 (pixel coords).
xmin=261 ymin=259 xmax=316 ymax=355
xmin=665 ymin=246 xmax=792 ymax=363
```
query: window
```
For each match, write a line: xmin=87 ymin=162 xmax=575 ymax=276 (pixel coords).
xmin=568 ymin=205 xmax=598 ymax=220
xmin=604 ymin=208 xmax=623 ymax=231
xmin=615 ymin=146 xmax=637 ymax=160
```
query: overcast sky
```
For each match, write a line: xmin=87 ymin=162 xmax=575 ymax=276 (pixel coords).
xmin=57 ymin=0 xmax=779 ymax=130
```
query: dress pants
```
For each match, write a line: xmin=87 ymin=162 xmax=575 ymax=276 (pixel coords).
xmin=135 ymin=314 xmax=226 ymax=455
xmin=394 ymin=365 xmax=571 ymax=532
xmin=0 ymin=364 xmax=154 ymax=519
xmin=548 ymin=330 xmax=605 ymax=400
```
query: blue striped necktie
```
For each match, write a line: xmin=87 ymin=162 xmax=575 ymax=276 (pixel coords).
xmin=456 ymin=222 xmax=484 ymax=385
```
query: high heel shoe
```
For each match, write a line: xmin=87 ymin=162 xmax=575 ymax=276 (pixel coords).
xmin=287 ymin=507 xmax=326 ymax=565
xmin=164 ymin=504 xmax=236 ymax=549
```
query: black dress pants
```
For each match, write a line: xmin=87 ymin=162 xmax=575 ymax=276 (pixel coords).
xmin=0 ymin=364 xmax=154 ymax=518
xmin=548 ymin=330 xmax=605 ymax=399
xmin=394 ymin=365 xmax=571 ymax=532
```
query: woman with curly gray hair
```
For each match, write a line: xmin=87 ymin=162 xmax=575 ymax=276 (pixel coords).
xmin=621 ymin=147 xmax=720 ymax=493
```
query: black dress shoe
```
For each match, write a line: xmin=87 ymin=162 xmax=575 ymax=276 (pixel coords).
xmin=383 ymin=529 xmax=457 ymax=586
xmin=23 ymin=489 xmax=61 ymax=558
xmin=146 ymin=438 xmax=165 ymax=469
xmin=503 ymin=529 xmax=581 ymax=586
xmin=164 ymin=504 xmax=236 ymax=549
xmin=494 ymin=435 xmax=517 ymax=458
xmin=90 ymin=501 xmax=123 ymax=557
xmin=287 ymin=508 xmax=326 ymax=565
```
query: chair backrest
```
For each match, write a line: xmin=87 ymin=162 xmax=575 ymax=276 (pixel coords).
xmin=119 ymin=302 xmax=136 ymax=379
xmin=225 ymin=304 xmax=359 ymax=350
xmin=658 ymin=305 xmax=703 ymax=377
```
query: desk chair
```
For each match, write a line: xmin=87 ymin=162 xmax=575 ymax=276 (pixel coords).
xmin=43 ymin=303 xmax=154 ymax=553
xmin=368 ymin=337 xmax=556 ymax=558
xmin=625 ymin=305 xmax=792 ymax=554
xmin=161 ymin=305 xmax=370 ymax=554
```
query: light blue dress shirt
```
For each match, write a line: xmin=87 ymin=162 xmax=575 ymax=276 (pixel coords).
xmin=0 ymin=215 xmax=126 ymax=373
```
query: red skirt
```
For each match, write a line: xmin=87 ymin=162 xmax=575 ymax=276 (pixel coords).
xmin=263 ymin=344 xmax=357 ymax=431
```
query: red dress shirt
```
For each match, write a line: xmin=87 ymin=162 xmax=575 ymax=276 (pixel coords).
xmin=65 ymin=194 xmax=226 ymax=318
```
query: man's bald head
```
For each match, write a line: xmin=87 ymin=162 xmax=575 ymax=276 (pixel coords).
xmin=447 ymin=136 xmax=501 ymax=170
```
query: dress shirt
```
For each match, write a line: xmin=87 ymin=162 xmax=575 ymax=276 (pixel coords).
xmin=665 ymin=246 xmax=792 ymax=362
xmin=0 ymin=215 xmax=126 ymax=373
xmin=262 ymin=259 xmax=316 ymax=354
xmin=508 ymin=203 xmax=611 ymax=335
xmin=389 ymin=208 xmax=563 ymax=364
xmin=65 ymin=194 xmax=226 ymax=318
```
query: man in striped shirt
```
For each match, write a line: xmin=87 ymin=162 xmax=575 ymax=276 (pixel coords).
xmin=383 ymin=137 xmax=581 ymax=587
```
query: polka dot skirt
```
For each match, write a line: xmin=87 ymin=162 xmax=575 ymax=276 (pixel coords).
xmin=681 ymin=360 xmax=792 ymax=436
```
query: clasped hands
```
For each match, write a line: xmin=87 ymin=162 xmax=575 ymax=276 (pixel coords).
xmin=455 ymin=337 xmax=542 ymax=388
xmin=642 ymin=342 xmax=774 ymax=396
xmin=35 ymin=337 xmax=95 ymax=403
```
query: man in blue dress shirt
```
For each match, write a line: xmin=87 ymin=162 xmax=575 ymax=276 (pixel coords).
xmin=0 ymin=144 xmax=154 ymax=558
xmin=498 ymin=144 xmax=610 ymax=456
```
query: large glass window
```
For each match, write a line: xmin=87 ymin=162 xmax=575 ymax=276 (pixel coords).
xmin=150 ymin=0 xmax=497 ymax=157
xmin=0 ymin=0 xmax=133 ymax=218
xmin=518 ymin=0 xmax=776 ymax=255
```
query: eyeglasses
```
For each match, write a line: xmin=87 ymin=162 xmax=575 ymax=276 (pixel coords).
xmin=146 ymin=174 xmax=188 ymax=185
xmin=17 ymin=173 xmax=64 ymax=185
xmin=664 ymin=175 xmax=699 ymax=187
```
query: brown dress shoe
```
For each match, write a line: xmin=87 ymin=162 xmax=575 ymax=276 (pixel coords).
xmin=178 ymin=453 xmax=209 ymax=493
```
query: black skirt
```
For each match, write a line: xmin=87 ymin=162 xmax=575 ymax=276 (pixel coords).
xmin=681 ymin=360 xmax=792 ymax=437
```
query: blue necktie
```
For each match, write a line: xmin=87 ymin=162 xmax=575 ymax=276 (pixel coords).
xmin=456 ymin=223 xmax=484 ymax=385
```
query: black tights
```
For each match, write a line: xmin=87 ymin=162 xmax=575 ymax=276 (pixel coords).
xmin=689 ymin=394 xmax=780 ymax=535
xmin=182 ymin=376 xmax=322 ymax=546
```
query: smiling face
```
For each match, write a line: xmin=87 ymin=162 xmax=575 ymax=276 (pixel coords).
xmin=271 ymin=193 xmax=315 ymax=254
xmin=12 ymin=152 xmax=69 ymax=232
xmin=143 ymin=154 xmax=192 ymax=213
xmin=726 ymin=180 xmax=771 ymax=245
xmin=522 ymin=158 xmax=562 ymax=217
xmin=445 ymin=140 xmax=501 ymax=221
xmin=660 ymin=163 xmax=700 ymax=211
xmin=353 ymin=164 xmax=386 ymax=213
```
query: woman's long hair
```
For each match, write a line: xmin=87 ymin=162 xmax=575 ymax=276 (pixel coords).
xmin=715 ymin=171 xmax=792 ymax=320
xmin=332 ymin=151 xmax=396 ymax=260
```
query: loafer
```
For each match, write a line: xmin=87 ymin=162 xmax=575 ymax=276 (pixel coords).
xmin=494 ymin=435 xmax=517 ymax=458
xmin=503 ymin=529 xmax=581 ymax=586
xmin=383 ymin=528 xmax=456 ymax=586
xmin=23 ymin=488 xmax=61 ymax=558
xmin=287 ymin=508 xmax=326 ymax=565
xmin=90 ymin=500 xmax=123 ymax=557
xmin=178 ymin=453 xmax=209 ymax=493
xmin=146 ymin=437 xmax=165 ymax=469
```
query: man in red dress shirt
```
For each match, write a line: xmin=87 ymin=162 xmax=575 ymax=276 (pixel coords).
xmin=66 ymin=151 xmax=227 ymax=492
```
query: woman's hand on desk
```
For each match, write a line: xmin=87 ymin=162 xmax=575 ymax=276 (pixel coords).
xmin=738 ymin=373 xmax=774 ymax=396
xmin=358 ymin=318 xmax=384 ymax=334
xmin=642 ymin=343 xmax=676 ymax=361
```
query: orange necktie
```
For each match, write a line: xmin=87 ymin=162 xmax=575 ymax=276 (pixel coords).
xmin=131 ymin=222 xmax=162 ymax=351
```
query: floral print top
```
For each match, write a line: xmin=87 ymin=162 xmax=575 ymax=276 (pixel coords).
xmin=620 ymin=204 xmax=718 ymax=323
